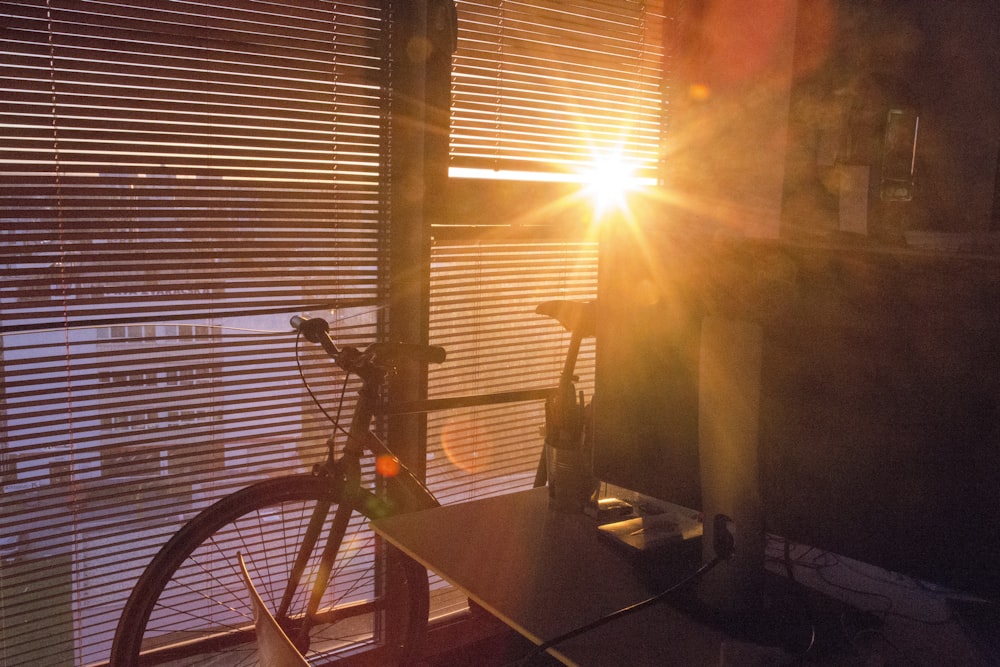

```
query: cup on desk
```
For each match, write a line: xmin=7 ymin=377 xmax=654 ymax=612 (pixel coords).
xmin=546 ymin=443 xmax=597 ymax=513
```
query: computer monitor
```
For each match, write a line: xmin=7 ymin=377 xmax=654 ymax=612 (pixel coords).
xmin=594 ymin=226 xmax=1000 ymax=600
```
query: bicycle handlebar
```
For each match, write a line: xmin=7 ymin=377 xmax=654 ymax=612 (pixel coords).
xmin=290 ymin=315 xmax=446 ymax=367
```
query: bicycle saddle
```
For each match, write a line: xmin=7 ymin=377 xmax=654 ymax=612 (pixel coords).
xmin=535 ymin=300 xmax=596 ymax=337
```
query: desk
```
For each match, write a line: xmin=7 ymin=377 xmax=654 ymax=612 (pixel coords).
xmin=373 ymin=488 xmax=997 ymax=666
xmin=372 ymin=487 xmax=725 ymax=666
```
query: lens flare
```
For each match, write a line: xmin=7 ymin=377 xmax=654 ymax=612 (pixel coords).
xmin=438 ymin=415 xmax=493 ymax=475
xmin=375 ymin=454 xmax=401 ymax=478
xmin=689 ymin=83 xmax=712 ymax=101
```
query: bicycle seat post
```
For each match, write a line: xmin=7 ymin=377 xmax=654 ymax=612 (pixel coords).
xmin=535 ymin=301 xmax=598 ymax=511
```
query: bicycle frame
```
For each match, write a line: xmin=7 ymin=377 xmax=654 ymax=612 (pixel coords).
xmin=284 ymin=317 xmax=441 ymax=648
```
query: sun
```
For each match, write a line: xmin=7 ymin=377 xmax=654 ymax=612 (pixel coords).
xmin=581 ymin=148 xmax=649 ymax=221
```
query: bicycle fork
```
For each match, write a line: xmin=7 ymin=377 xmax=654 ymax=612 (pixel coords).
xmin=280 ymin=387 xmax=376 ymax=652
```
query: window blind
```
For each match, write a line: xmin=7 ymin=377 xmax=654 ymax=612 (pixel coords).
xmin=426 ymin=242 xmax=598 ymax=506
xmin=0 ymin=2 xmax=388 ymax=664
xmin=450 ymin=0 xmax=666 ymax=182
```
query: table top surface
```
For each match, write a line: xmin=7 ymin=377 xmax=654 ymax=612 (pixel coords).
xmin=371 ymin=487 xmax=726 ymax=666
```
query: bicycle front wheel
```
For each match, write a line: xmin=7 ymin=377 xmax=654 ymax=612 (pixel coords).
xmin=110 ymin=474 xmax=428 ymax=666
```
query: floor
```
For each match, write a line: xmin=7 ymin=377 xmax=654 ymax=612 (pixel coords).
xmin=416 ymin=607 xmax=560 ymax=667
xmin=414 ymin=552 xmax=1000 ymax=667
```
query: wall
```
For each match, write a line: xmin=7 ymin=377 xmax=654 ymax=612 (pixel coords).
xmin=782 ymin=0 xmax=1000 ymax=237
xmin=665 ymin=0 xmax=801 ymax=239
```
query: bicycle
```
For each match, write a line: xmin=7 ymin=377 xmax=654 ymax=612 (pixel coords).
xmin=109 ymin=300 xmax=595 ymax=666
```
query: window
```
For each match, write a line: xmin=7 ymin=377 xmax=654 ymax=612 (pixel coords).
xmin=1 ymin=2 xmax=389 ymax=663
xmin=426 ymin=0 xmax=670 ymax=511
xmin=420 ymin=8 xmax=671 ymax=626
xmin=0 ymin=0 xmax=677 ymax=660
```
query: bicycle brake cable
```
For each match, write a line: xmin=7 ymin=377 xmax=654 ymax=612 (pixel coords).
xmin=294 ymin=328 xmax=352 ymax=441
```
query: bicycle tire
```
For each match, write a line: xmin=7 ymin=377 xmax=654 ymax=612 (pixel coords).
xmin=109 ymin=473 xmax=428 ymax=666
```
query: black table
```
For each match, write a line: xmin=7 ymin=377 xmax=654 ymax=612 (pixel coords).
xmin=372 ymin=487 xmax=726 ymax=666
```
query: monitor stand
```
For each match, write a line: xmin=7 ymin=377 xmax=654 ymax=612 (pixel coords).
xmin=691 ymin=316 xmax=879 ymax=657
xmin=670 ymin=564 xmax=881 ymax=658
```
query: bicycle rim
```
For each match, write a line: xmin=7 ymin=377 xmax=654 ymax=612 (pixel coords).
xmin=109 ymin=474 xmax=428 ymax=666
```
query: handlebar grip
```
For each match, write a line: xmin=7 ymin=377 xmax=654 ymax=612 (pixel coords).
xmin=290 ymin=314 xmax=330 ymax=343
